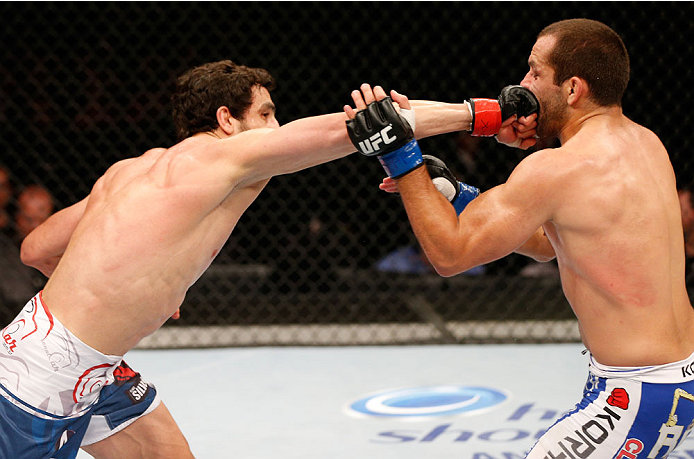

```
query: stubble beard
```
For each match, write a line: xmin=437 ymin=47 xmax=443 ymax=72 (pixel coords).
xmin=537 ymin=93 xmax=568 ymax=141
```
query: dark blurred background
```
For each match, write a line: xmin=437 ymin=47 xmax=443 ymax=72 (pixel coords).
xmin=1 ymin=2 xmax=692 ymax=345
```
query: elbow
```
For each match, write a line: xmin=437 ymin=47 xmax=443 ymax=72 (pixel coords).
xmin=20 ymin=239 xmax=55 ymax=278
xmin=427 ymin=251 xmax=470 ymax=278
xmin=20 ymin=237 xmax=41 ymax=268
xmin=433 ymin=265 xmax=461 ymax=278
xmin=529 ymin=253 xmax=556 ymax=263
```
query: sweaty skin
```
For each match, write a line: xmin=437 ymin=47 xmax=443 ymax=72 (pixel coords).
xmin=21 ymin=86 xmax=478 ymax=356
xmin=521 ymin=37 xmax=694 ymax=366
xmin=356 ymin=37 xmax=694 ymax=367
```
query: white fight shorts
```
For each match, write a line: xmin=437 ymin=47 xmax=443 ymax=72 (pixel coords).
xmin=0 ymin=292 xmax=160 ymax=458
xmin=527 ymin=351 xmax=694 ymax=458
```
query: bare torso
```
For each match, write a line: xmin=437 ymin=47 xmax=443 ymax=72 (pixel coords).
xmin=31 ymin=96 xmax=472 ymax=357
xmin=543 ymin=114 xmax=694 ymax=365
xmin=42 ymin=136 xmax=268 ymax=355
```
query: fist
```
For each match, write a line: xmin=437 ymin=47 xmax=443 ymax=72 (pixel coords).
xmin=499 ymin=85 xmax=540 ymax=121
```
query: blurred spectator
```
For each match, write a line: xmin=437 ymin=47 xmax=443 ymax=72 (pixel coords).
xmin=0 ymin=184 xmax=54 ymax=312
xmin=15 ymin=185 xmax=54 ymax=239
xmin=375 ymin=244 xmax=434 ymax=274
xmin=0 ymin=165 xmax=11 ymax=231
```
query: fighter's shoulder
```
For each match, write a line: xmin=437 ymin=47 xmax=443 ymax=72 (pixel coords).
xmin=95 ymin=149 xmax=165 ymax=189
xmin=510 ymin=146 xmax=578 ymax=184
xmin=142 ymin=147 xmax=168 ymax=158
xmin=109 ymin=147 xmax=166 ymax=170
xmin=630 ymin=121 xmax=665 ymax=150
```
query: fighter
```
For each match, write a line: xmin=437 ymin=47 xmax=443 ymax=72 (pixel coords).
xmin=347 ymin=19 xmax=694 ymax=459
xmin=1 ymin=59 xmax=534 ymax=458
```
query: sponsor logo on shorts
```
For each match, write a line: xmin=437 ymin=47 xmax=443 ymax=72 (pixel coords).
xmin=681 ymin=361 xmax=694 ymax=378
xmin=346 ymin=385 xmax=508 ymax=419
xmin=543 ymin=391 xmax=628 ymax=459
xmin=607 ymin=388 xmax=630 ymax=410
xmin=114 ymin=361 xmax=139 ymax=386
xmin=616 ymin=438 xmax=644 ymax=459
xmin=126 ymin=376 xmax=150 ymax=404
xmin=2 ymin=333 xmax=17 ymax=354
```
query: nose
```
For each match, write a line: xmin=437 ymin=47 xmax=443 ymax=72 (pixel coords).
xmin=269 ymin=117 xmax=280 ymax=129
xmin=520 ymin=71 xmax=532 ymax=89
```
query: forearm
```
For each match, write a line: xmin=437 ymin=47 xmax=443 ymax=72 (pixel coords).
xmin=20 ymin=197 xmax=88 ymax=276
xmin=21 ymin=219 xmax=72 ymax=276
xmin=514 ymin=227 xmax=556 ymax=262
xmin=410 ymin=101 xmax=471 ymax=139
xmin=395 ymin=167 xmax=474 ymax=276
xmin=21 ymin=229 xmax=67 ymax=277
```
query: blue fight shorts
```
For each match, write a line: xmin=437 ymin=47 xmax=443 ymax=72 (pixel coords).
xmin=0 ymin=292 xmax=160 ymax=459
xmin=527 ymin=351 xmax=694 ymax=458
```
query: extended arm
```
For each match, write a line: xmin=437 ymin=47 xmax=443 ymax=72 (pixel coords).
xmin=409 ymin=92 xmax=538 ymax=149
xmin=20 ymin=196 xmax=88 ymax=277
xmin=226 ymin=99 xmax=477 ymax=186
xmin=226 ymin=81 xmax=540 ymax=186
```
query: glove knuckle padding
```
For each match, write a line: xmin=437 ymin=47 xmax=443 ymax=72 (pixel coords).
xmin=499 ymin=85 xmax=540 ymax=120
xmin=424 ymin=155 xmax=456 ymax=184
xmin=347 ymin=95 xmax=423 ymax=178
xmin=423 ymin=154 xmax=480 ymax=215
xmin=367 ymin=100 xmax=386 ymax=126
xmin=424 ymin=155 xmax=459 ymax=200
xmin=470 ymin=85 xmax=539 ymax=138
xmin=347 ymin=96 xmax=414 ymax=157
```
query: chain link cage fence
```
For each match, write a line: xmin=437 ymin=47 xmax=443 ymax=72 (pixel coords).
xmin=1 ymin=2 xmax=692 ymax=347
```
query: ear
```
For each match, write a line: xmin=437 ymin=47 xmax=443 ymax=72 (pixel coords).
xmin=565 ymin=77 xmax=587 ymax=106
xmin=216 ymin=106 xmax=238 ymax=136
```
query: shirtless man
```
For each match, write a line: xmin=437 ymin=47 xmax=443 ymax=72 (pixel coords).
xmin=347 ymin=19 xmax=694 ymax=458
xmin=0 ymin=60 xmax=533 ymax=458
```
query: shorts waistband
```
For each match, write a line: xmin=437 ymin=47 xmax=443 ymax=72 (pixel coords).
xmin=589 ymin=350 xmax=694 ymax=384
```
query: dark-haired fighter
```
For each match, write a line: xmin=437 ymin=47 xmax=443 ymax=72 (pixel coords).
xmin=348 ymin=19 xmax=694 ymax=458
xmin=1 ymin=59 xmax=534 ymax=458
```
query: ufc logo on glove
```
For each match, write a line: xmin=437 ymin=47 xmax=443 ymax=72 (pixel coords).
xmin=356 ymin=125 xmax=396 ymax=155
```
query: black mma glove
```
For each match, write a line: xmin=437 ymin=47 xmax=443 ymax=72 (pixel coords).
xmin=346 ymin=96 xmax=424 ymax=179
xmin=424 ymin=155 xmax=479 ymax=215
xmin=468 ymin=85 xmax=539 ymax=137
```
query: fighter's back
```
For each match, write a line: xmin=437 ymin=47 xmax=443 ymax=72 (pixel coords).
xmin=42 ymin=136 xmax=268 ymax=355
xmin=541 ymin=112 xmax=694 ymax=366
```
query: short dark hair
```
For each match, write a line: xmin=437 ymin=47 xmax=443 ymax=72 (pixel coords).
xmin=538 ymin=19 xmax=630 ymax=107
xmin=171 ymin=60 xmax=276 ymax=141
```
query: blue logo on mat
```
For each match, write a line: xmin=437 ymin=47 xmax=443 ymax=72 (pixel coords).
xmin=347 ymin=385 xmax=508 ymax=419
